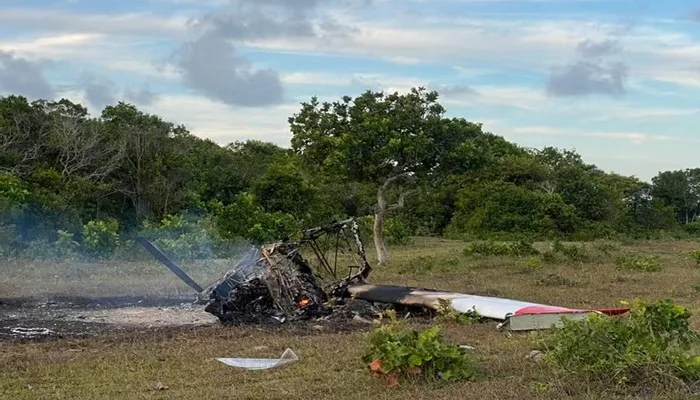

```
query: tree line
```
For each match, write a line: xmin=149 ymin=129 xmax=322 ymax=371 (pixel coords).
xmin=1 ymin=88 xmax=698 ymax=263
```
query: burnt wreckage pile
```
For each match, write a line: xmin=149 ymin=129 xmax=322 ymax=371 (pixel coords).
xmin=138 ymin=219 xmax=373 ymax=324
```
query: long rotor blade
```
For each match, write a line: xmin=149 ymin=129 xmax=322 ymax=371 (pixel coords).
xmin=136 ymin=237 xmax=204 ymax=293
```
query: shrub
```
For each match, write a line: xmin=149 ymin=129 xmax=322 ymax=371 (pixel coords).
xmin=140 ymin=214 xmax=237 ymax=260
xmin=615 ymin=253 xmax=662 ymax=272
xmin=552 ymin=240 xmax=589 ymax=263
xmin=538 ymin=299 xmax=700 ymax=393
xmin=592 ymin=240 xmax=620 ymax=255
xmin=684 ymin=221 xmax=700 ymax=236
xmin=463 ymin=240 xmax=539 ymax=257
xmin=214 ymin=193 xmax=302 ymax=245
xmin=523 ymin=256 xmax=544 ymax=272
xmin=436 ymin=299 xmax=486 ymax=325
xmin=358 ymin=215 xmax=413 ymax=246
xmin=363 ymin=311 xmax=476 ymax=386
xmin=688 ymin=249 xmax=700 ymax=267
xmin=54 ymin=229 xmax=80 ymax=260
xmin=82 ymin=219 xmax=120 ymax=259
xmin=384 ymin=217 xmax=413 ymax=245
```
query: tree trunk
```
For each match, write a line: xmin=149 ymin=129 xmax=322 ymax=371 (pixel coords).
xmin=374 ymin=183 xmax=388 ymax=266
xmin=373 ymin=174 xmax=410 ymax=266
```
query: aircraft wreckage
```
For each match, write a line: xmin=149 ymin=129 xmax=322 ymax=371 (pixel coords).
xmin=138 ymin=218 xmax=629 ymax=331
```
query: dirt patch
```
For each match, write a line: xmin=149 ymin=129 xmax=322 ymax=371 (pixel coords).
xmin=0 ymin=295 xmax=217 ymax=342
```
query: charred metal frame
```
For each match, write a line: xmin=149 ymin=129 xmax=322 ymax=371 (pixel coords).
xmin=137 ymin=218 xmax=372 ymax=323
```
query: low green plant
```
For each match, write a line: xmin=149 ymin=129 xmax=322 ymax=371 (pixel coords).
xmin=363 ymin=311 xmax=476 ymax=386
xmin=54 ymin=229 xmax=80 ymax=260
xmin=592 ymin=240 xmax=620 ymax=255
xmin=463 ymin=240 xmax=538 ymax=257
xmin=688 ymin=249 xmax=700 ymax=267
xmin=82 ymin=219 xmax=120 ymax=259
xmin=523 ymin=256 xmax=544 ymax=272
xmin=615 ymin=253 xmax=662 ymax=272
xmin=552 ymin=240 xmax=590 ymax=262
xmin=538 ymin=299 xmax=700 ymax=393
xmin=436 ymin=298 xmax=486 ymax=325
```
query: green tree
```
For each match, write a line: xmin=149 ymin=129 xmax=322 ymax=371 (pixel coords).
xmin=289 ymin=87 xmax=484 ymax=264
xmin=651 ymin=169 xmax=700 ymax=224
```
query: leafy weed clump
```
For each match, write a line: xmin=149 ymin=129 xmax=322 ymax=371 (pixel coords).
xmin=436 ymin=298 xmax=487 ymax=325
xmin=688 ymin=249 xmax=700 ymax=267
xmin=538 ymin=299 xmax=700 ymax=394
xmin=552 ymin=240 xmax=590 ymax=263
xmin=616 ymin=253 xmax=662 ymax=272
xmin=363 ymin=311 xmax=476 ymax=387
xmin=463 ymin=240 xmax=538 ymax=257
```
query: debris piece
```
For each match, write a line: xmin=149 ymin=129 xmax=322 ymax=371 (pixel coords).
xmin=345 ymin=284 xmax=630 ymax=331
xmin=216 ymin=348 xmax=298 ymax=370
xmin=352 ymin=315 xmax=373 ymax=324
xmin=10 ymin=327 xmax=54 ymax=336
xmin=526 ymin=350 xmax=544 ymax=361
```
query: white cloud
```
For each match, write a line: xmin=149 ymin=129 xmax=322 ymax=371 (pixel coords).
xmin=505 ymin=125 xmax=675 ymax=144
xmin=591 ymin=106 xmax=700 ymax=121
xmin=143 ymin=94 xmax=299 ymax=145
xmin=0 ymin=33 xmax=104 ymax=59
xmin=106 ymin=60 xmax=181 ymax=81
xmin=0 ymin=9 xmax=188 ymax=37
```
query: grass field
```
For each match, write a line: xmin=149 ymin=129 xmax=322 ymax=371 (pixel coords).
xmin=2 ymin=238 xmax=700 ymax=399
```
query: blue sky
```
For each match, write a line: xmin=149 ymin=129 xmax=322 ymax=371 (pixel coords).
xmin=0 ymin=0 xmax=699 ymax=181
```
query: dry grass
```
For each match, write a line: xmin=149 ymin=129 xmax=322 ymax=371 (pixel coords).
xmin=2 ymin=238 xmax=700 ymax=399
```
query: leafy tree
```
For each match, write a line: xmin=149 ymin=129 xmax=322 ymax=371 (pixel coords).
xmin=101 ymin=103 xmax=198 ymax=225
xmin=651 ymin=169 xmax=700 ymax=224
xmin=447 ymin=181 xmax=579 ymax=238
xmin=289 ymin=87 xmax=485 ymax=264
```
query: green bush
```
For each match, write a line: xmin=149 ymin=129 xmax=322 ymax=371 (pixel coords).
xmin=552 ymin=240 xmax=590 ymax=262
xmin=82 ymin=219 xmax=120 ymax=258
xmin=384 ymin=218 xmax=413 ymax=245
xmin=214 ymin=193 xmax=301 ymax=245
xmin=523 ymin=256 xmax=544 ymax=272
xmin=358 ymin=215 xmax=413 ymax=246
xmin=54 ymin=229 xmax=80 ymax=259
xmin=615 ymin=253 xmax=662 ymax=272
xmin=688 ymin=249 xmax=700 ymax=267
xmin=463 ymin=240 xmax=539 ymax=257
xmin=363 ymin=311 xmax=476 ymax=386
xmin=538 ymin=299 xmax=700 ymax=393
xmin=140 ymin=214 xmax=234 ymax=260
xmin=684 ymin=221 xmax=700 ymax=236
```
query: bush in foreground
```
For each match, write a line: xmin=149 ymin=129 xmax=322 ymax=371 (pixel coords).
xmin=538 ymin=299 xmax=700 ymax=395
xmin=363 ymin=311 xmax=476 ymax=387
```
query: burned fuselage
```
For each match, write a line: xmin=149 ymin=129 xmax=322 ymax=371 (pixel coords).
xmin=139 ymin=218 xmax=372 ymax=324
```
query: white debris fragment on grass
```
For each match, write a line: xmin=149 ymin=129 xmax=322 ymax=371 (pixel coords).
xmin=216 ymin=348 xmax=299 ymax=370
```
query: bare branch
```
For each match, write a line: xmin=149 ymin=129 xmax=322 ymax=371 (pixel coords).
xmin=51 ymin=116 xmax=125 ymax=182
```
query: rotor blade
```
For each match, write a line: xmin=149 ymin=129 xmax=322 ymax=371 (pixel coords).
xmin=136 ymin=237 xmax=204 ymax=293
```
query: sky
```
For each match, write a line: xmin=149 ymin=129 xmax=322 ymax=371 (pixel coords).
xmin=0 ymin=0 xmax=699 ymax=182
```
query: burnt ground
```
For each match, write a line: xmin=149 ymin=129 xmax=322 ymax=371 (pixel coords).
xmin=0 ymin=295 xmax=215 ymax=342
xmin=0 ymin=294 xmax=422 ymax=343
